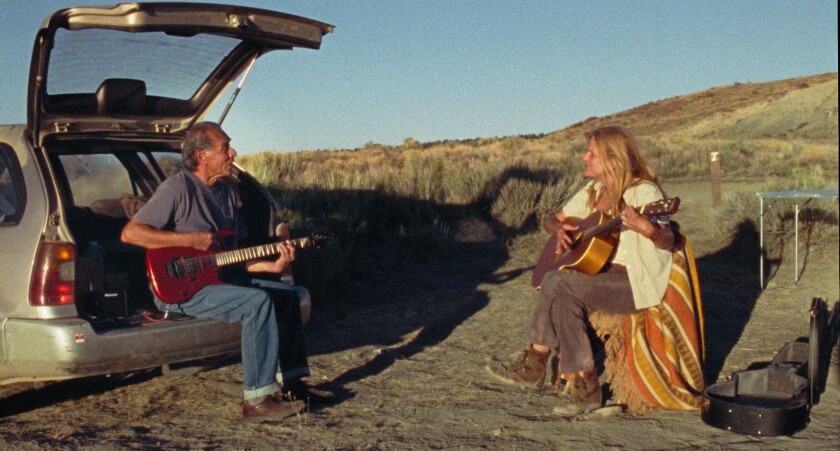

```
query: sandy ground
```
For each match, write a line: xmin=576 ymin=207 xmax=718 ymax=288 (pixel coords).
xmin=1 ymin=180 xmax=838 ymax=449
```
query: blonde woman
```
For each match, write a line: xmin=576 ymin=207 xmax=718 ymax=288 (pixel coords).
xmin=488 ymin=126 xmax=675 ymax=413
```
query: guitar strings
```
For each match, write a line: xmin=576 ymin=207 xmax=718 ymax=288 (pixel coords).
xmin=173 ymin=238 xmax=316 ymax=273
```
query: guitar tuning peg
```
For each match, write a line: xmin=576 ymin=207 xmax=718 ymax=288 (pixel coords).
xmin=276 ymin=223 xmax=290 ymax=240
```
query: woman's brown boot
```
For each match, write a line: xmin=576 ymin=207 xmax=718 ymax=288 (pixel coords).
xmin=486 ymin=346 xmax=549 ymax=388
xmin=553 ymin=369 xmax=602 ymax=415
xmin=550 ymin=354 xmax=570 ymax=393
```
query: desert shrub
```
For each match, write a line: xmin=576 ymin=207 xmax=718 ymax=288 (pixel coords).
xmin=490 ymin=170 xmax=584 ymax=231
xmin=444 ymin=163 xmax=494 ymax=204
xmin=638 ymin=139 xmax=703 ymax=179
xmin=476 ymin=137 xmax=498 ymax=147
xmin=404 ymin=154 xmax=446 ymax=202
xmin=796 ymin=143 xmax=838 ymax=168
xmin=500 ymin=136 xmax=526 ymax=151
xmin=491 ymin=178 xmax=541 ymax=229
xmin=537 ymin=171 xmax=584 ymax=218
xmin=713 ymin=192 xmax=764 ymax=237
xmin=628 ymin=137 xmax=838 ymax=180
xmin=240 ymin=150 xmax=299 ymax=185
xmin=402 ymin=137 xmax=422 ymax=150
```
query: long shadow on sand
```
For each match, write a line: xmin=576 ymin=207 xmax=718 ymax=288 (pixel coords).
xmin=0 ymin=166 xmax=568 ymax=415
xmin=693 ymin=220 xmax=767 ymax=382
xmin=303 ymin=211 xmax=770 ymax=389
xmin=696 ymin=210 xmax=837 ymax=382
xmin=295 ymin=186 xmax=775 ymax=389
xmin=278 ymin=167 xmax=572 ymax=388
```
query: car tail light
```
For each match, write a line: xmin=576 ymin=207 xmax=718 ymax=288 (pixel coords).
xmin=29 ymin=241 xmax=76 ymax=306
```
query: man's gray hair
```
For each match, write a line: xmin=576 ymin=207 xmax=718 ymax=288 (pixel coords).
xmin=181 ymin=122 xmax=227 ymax=170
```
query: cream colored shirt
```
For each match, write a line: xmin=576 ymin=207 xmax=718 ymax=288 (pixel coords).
xmin=561 ymin=180 xmax=672 ymax=309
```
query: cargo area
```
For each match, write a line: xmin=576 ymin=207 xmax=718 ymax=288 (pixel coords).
xmin=71 ymin=205 xmax=154 ymax=326
xmin=46 ymin=138 xmax=277 ymax=327
xmin=48 ymin=140 xmax=175 ymax=326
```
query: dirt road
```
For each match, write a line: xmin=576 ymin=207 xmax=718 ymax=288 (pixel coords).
xmin=2 ymin=180 xmax=838 ymax=449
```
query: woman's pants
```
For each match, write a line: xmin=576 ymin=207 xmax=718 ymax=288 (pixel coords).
xmin=529 ymin=266 xmax=637 ymax=374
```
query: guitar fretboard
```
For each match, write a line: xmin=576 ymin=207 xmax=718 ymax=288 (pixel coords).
xmin=167 ymin=237 xmax=314 ymax=278
xmin=213 ymin=238 xmax=312 ymax=267
xmin=575 ymin=199 xmax=676 ymax=244
xmin=579 ymin=216 xmax=622 ymax=243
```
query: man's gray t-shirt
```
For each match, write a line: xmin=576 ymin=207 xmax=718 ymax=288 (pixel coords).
xmin=133 ymin=171 xmax=247 ymax=243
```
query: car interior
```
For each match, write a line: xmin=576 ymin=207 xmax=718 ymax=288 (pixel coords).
xmin=44 ymin=137 xmax=274 ymax=328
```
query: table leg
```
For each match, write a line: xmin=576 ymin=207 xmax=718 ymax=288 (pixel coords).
xmin=759 ymin=196 xmax=764 ymax=289
xmin=795 ymin=203 xmax=800 ymax=283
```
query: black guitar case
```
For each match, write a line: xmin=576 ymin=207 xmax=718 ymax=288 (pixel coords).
xmin=701 ymin=297 xmax=839 ymax=436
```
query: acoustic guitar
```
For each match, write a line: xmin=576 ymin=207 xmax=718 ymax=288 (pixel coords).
xmin=530 ymin=198 xmax=680 ymax=288
xmin=146 ymin=231 xmax=328 ymax=304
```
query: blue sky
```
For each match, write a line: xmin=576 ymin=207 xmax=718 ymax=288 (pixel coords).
xmin=1 ymin=0 xmax=837 ymax=154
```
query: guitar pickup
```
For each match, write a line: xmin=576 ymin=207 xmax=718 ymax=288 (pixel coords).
xmin=196 ymin=256 xmax=217 ymax=272
xmin=166 ymin=257 xmax=196 ymax=278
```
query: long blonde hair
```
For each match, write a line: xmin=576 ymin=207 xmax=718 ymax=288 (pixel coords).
xmin=585 ymin=126 xmax=661 ymax=214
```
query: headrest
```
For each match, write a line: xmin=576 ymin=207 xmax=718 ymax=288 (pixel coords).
xmin=96 ymin=78 xmax=146 ymax=115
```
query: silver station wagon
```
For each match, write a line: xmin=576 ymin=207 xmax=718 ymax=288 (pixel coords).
xmin=0 ymin=3 xmax=331 ymax=385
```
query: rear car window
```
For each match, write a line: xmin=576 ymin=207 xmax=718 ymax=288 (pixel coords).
xmin=59 ymin=154 xmax=133 ymax=207
xmin=47 ymin=28 xmax=241 ymax=100
xmin=147 ymin=152 xmax=184 ymax=179
xmin=0 ymin=144 xmax=26 ymax=225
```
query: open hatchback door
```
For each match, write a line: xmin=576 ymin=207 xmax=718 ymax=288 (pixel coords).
xmin=0 ymin=3 xmax=330 ymax=386
xmin=27 ymin=2 xmax=334 ymax=146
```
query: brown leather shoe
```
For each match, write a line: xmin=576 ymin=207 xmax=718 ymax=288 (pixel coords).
xmin=280 ymin=379 xmax=335 ymax=405
xmin=486 ymin=347 xmax=549 ymax=388
xmin=553 ymin=369 xmax=602 ymax=415
xmin=242 ymin=395 xmax=303 ymax=422
xmin=570 ymin=369 xmax=602 ymax=402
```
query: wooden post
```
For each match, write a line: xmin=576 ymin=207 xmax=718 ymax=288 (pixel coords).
xmin=710 ymin=151 xmax=721 ymax=205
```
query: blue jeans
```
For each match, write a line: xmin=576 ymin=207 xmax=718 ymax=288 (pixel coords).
xmin=156 ymin=279 xmax=310 ymax=400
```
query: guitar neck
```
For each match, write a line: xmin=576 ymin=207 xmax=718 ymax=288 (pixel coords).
xmin=579 ymin=216 xmax=623 ymax=242
xmin=577 ymin=200 xmax=674 ymax=242
xmin=212 ymin=237 xmax=312 ymax=268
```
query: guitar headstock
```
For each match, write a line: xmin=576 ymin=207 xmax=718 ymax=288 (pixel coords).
xmin=639 ymin=197 xmax=680 ymax=217
xmin=294 ymin=234 xmax=337 ymax=249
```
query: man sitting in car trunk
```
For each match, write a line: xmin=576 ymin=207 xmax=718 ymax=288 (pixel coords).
xmin=121 ymin=121 xmax=331 ymax=422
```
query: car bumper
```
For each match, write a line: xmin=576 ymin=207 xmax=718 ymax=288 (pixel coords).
xmin=0 ymin=316 xmax=241 ymax=384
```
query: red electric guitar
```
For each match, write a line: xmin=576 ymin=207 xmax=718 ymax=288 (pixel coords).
xmin=530 ymin=197 xmax=680 ymax=288
xmin=146 ymin=231 xmax=328 ymax=304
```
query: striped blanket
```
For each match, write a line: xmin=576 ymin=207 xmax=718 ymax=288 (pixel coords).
xmin=593 ymin=235 xmax=706 ymax=412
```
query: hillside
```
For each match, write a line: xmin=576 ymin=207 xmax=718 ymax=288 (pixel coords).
xmin=237 ymin=75 xmax=837 ymax=273
xmin=547 ymin=72 xmax=838 ymax=144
